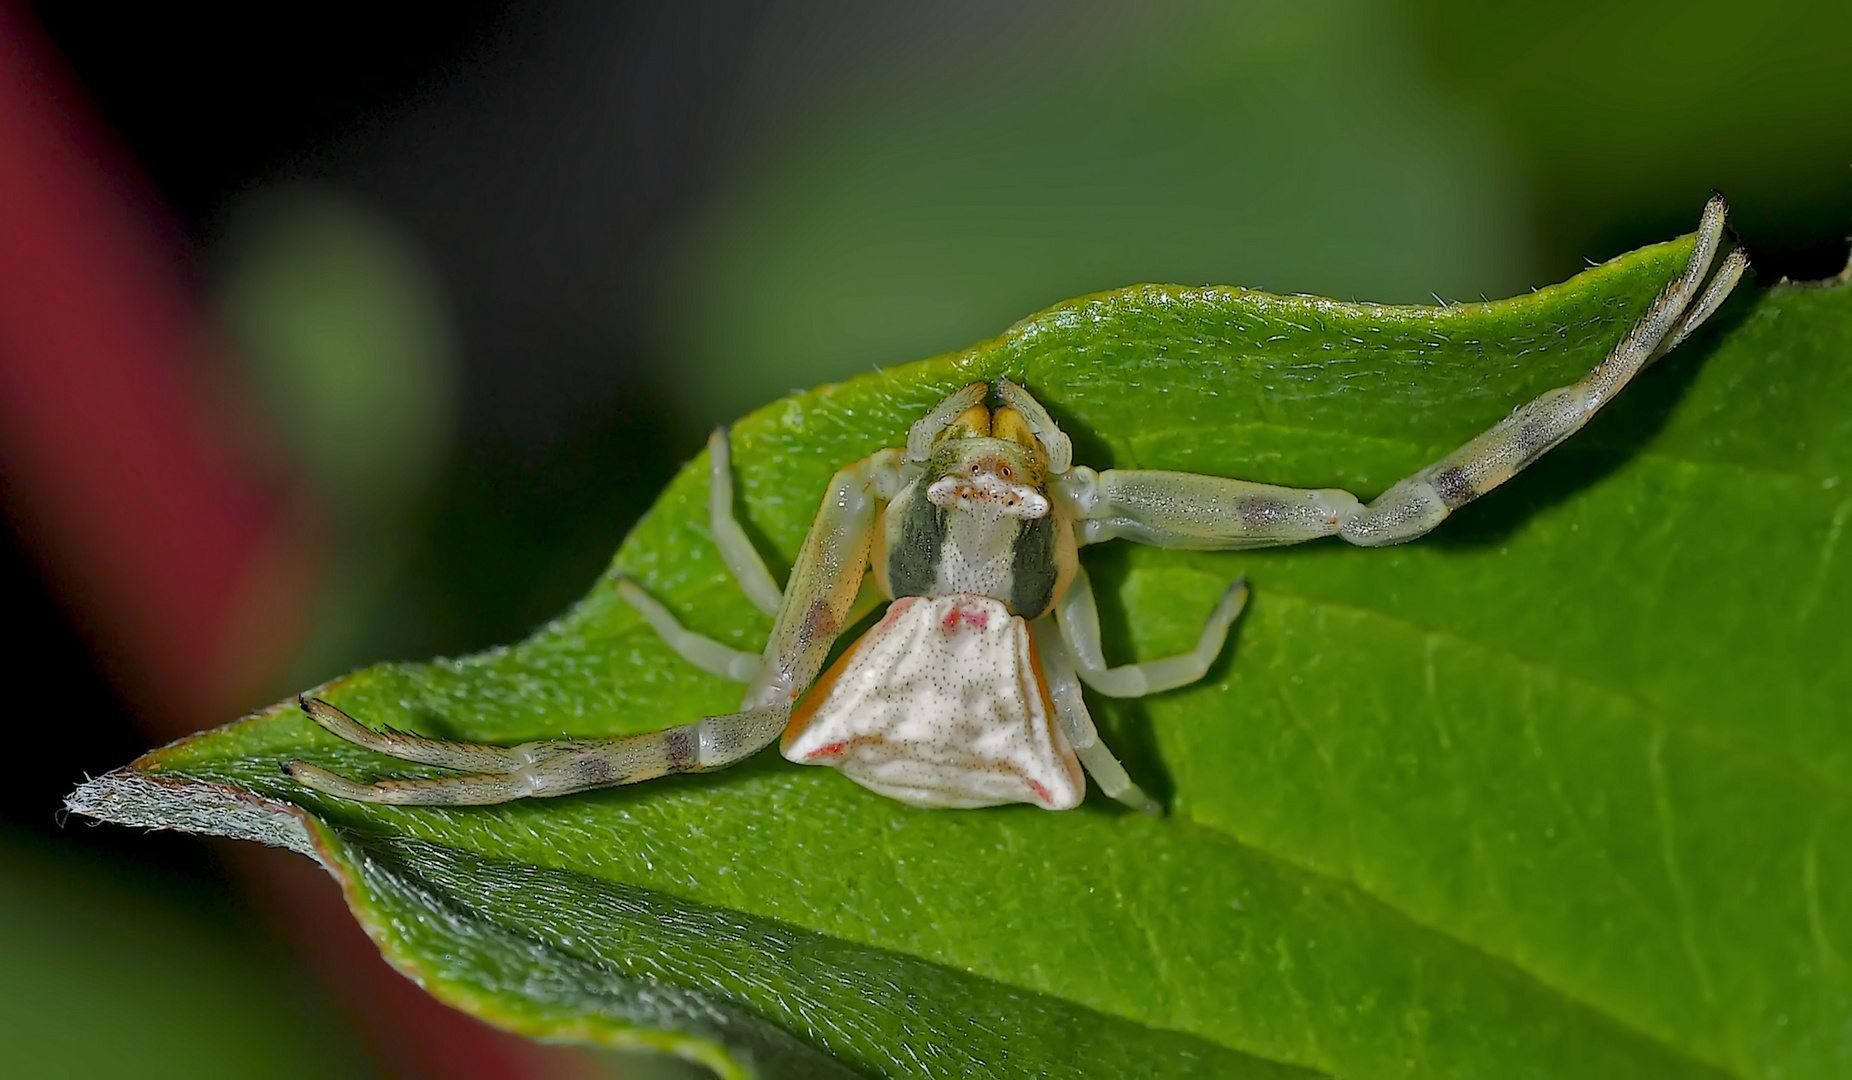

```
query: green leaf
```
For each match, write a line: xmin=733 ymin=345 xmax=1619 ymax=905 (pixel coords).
xmin=70 ymin=235 xmax=1852 ymax=1079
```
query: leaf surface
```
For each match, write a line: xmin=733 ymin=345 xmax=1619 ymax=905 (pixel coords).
xmin=71 ymin=238 xmax=1852 ymax=1078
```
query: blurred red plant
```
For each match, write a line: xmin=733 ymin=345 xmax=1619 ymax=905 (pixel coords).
xmin=0 ymin=7 xmax=588 ymax=1077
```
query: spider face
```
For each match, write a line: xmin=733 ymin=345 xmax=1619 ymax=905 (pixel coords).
xmin=874 ymin=400 xmax=1077 ymax=620
xmin=924 ymin=439 xmax=1049 ymax=518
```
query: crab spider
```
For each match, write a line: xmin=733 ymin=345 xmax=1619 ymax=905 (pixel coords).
xmin=290 ymin=196 xmax=1747 ymax=814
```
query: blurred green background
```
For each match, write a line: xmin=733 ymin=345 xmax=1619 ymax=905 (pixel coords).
xmin=7 ymin=0 xmax=1851 ymax=1076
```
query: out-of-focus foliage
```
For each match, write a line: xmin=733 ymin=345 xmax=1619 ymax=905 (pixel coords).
xmin=1403 ymin=0 xmax=1852 ymax=275
xmin=217 ymin=189 xmax=458 ymax=520
xmin=213 ymin=190 xmax=463 ymax=687
xmin=0 ymin=834 xmax=373 ymax=1078
xmin=653 ymin=0 xmax=1532 ymax=425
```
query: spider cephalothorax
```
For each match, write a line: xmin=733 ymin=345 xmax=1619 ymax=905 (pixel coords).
xmin=288 ymin=197 xmax=1746 ymax=814
xmin=877 ymin=394 xmax=1075 ymax=621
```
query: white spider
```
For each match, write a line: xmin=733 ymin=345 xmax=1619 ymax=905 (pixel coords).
xmin=290 ymin=197 xmax=1745 ymax=814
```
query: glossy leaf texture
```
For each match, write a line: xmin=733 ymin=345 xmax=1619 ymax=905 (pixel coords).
xmin=71 ymin=234 xmax=1852 ymax=1079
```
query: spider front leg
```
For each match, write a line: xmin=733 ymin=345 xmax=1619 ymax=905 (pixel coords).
xmin=1054 ymin=195 xmax=1748 ymax=552
xmin=1336 ymin=196 xmax=1746 ymax=546
xmin=288 ymin=448 xmax=898 ymax=805
xmin=287 ymin=698 xmax=734 ymax=806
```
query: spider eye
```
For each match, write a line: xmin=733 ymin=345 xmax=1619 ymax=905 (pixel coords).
xmin=999 ymin=464 xmax=1014 ymax=479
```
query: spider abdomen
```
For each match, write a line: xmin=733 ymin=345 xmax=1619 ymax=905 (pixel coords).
xmin=779 ymin=594 xmax=1084 ymax=809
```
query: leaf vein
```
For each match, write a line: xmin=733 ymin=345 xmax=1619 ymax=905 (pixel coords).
xmin=1229 ymin=578 xmax=1852 ymax=805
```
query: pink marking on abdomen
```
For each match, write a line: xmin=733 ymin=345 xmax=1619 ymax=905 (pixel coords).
xmin=941 ymin=602 xmax=991 ymax=632
xmin=1027 ymin=779 xmax=1052 ymax=804
xmin=805 ymin=742 xmax=847 ymax=760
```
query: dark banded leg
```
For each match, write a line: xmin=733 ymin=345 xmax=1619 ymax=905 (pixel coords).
xmin=290 ymin=697 xmax=560 ymax=771
xmin=1337 ymin=196 xmax=1744 ymax=546
xmin=1057 ymin=197 xmax=1746 ymax=553
xmin=288 ymin=451 xmax=897 ymax=806
xmin=286 ymin=697 xmax=787 ymax=805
